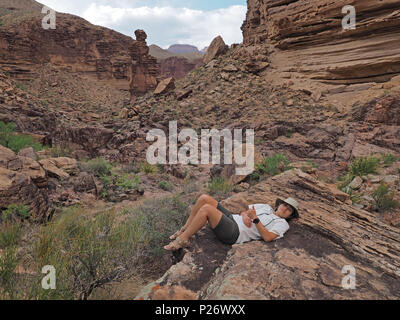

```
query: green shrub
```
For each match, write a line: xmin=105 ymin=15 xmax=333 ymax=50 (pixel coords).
xmin=0 ymin=247 xmax=20 ymax=299
xmin=101 ymin=174 xmax=142 ymax=201
xmin=350 ymin=157 xmax=380 ymax=177
xmin=158 ymin=181 xmax=174 ymax=191
xmin=140 ymin=163 xmax=160 ymax=174
xmin=372 ymin=183 xmax=399 ymax=213
xmin=87 ymin=157 xmax=112 ymax=177
xmin=123 ymin=196 xmax=188 ymax=257
xmin=250 ymin=153 xmax=292 ymax=181
xmin=381 ymin=154 xmax=399 ymax=167
xmin=1 ymin=204 xmax=31 ymax=222
xmin=0 ymin=121 xmax=42 ymax=153
xmin=0 ymin=222 xmax=22 ymax=249
xmin=207 ymin=177 xmax=234 ymax=197
xmin=0 ymin=221 xmax=22 ymax=299
xmin=32 ymin=206 xmax=140 ymax=300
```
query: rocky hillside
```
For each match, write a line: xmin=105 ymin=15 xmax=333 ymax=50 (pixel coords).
xmin=0 ymin=0 xmax=158 ymax=95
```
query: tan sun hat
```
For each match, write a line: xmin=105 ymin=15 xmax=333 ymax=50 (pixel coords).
xmin=275 ymin=197 xmax=300 ymax=218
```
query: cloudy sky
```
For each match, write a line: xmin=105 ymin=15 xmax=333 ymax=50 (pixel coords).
xmin=39 ymin=0 xmax=247 ymax=49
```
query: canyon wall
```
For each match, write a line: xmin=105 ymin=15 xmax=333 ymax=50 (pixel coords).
xmin=241 ymin=0 xmax=400 ymax=85
xmin=0 ymin=2 xmax=158 ymax=94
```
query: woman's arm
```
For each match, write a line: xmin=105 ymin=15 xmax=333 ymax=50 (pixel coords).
xmin=254 ymin=222 xmax=279 ymax=242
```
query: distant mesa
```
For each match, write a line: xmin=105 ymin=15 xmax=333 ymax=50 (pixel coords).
xmin=167 ymin=44 xmax=203 ymax=55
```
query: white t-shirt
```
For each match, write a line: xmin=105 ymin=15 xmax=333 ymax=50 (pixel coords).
xmin=232 ymin=203 xmax=289 ymax=244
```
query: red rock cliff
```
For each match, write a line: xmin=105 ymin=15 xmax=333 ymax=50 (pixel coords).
xmin=0 ymin=3 xmax=158 ymax=94
xmin=241 ymin=0 xmax=400 ymax=85
xmin=159 ymin=56 xmax=202 ymax=80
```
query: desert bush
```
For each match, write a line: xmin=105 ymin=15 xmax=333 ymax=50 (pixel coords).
xmin=0 ymin=121 xmax=43 ymax=153
xmin=32 ymin=206 xmax=140 ymax=300
xmin=372 ymin=183 xmax=399 ymax=213
xmin=123 ymin=196 xmax=188 ymax=258
xmin=250 ymin=153 xmax=292 ymax=181
xmin=207 ymin=177 xmax=234 ymax=198
xmin=0 ymin=222 xmax=22 ymax=249
xmin=0 ymin=219 xmax=23 ymax=299
xmin=350 ymin=157 xmax=380 ymax=177
xmin=0 ymin=246 xmax=20 ymax=299
xmin=158 ymin=181 xmax=174 ymax=191
xmin=101 ymin=174 xmax=142 ymax=201
xmin=1 ymin=204 xmax=31 ymax=222
xmin=87 ymin=157 xmax=113 ymax=177
xmin=140 ymin=163 xmax=160 ymax=174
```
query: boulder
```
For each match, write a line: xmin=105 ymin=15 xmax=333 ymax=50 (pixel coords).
xmin=0 ymin=145 xmax=16 ymax=166
xmin=222 ymin=64 xmax=238 ymax=73
xmin=0 ymin=146 xmax=46 ymax=187
xmin=72 ymin=172 xmax=97 ymax=194
xmin=176 ymin=89 xmax=193 ymax=101
xmin=18 ymin=147 xmax=37 ymax=160
xmin=39 ymin=157 xmax=78 ymax=179
xmin=244 ymin=61 xmax=269 ymax=74
xmin=349 ymin=176 xmax=363 ymax=190
xmin=0 ymin=167 xmax=50 ymax=221
xmin=18 ymin=156 xmax=47 ymax=188
xmin=203 ymin=36 xmax=228 ymax=64
xmin=154 ymin=77 xmax=176 ymax=95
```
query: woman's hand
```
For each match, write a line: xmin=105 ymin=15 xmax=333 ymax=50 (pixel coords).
xmin=240 ymin=212 xmax=252 ymax=228
xmin=247 ymin=206 xmax=257 ymax=220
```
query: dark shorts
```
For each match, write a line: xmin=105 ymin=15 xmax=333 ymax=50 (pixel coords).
xmin=212 ymin=203 xmax=240 ymax=245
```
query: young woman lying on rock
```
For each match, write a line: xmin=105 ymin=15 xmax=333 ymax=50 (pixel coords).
xmin=164 ymin=194 xmax=300 ymax=251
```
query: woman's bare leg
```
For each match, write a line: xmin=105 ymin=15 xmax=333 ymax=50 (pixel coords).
xmin=179 ymin=204 xmax=222 ymax=242
xmin=182 ymin=194 xmax=218 ymax=230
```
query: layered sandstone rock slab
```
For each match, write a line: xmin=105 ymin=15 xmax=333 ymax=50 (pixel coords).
xmin=137 ymin=169 xmax=400 ymax=300
xmin=0 ymin=1 xmax=158 ymax=93
xmin=38 ymin=157 xmax=77 ymax=179
xmin=241 ymin=0 xmax=400 ymax=90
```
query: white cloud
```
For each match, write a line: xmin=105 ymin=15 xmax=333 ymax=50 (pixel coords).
xmin=39 ymin=1 xmax=246 ymax=49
